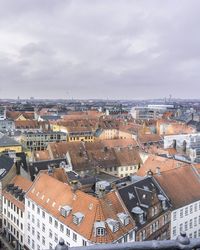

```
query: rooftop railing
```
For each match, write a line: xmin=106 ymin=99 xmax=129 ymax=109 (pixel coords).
xmin=55 ymin=233 xmax=200 ymax=250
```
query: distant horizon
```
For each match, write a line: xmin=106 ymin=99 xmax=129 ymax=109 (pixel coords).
xmin=0 ymin=97 xmax=200 ymax=102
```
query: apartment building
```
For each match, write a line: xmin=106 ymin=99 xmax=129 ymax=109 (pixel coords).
xmin=52 ymin=119 xmax=97 ymax=142
xmin=118 ymin=175 xmax=171 ymax=241
xmin=2 ymin=176 xmax=32 ymax=250
xmin=24 ymin=171 xmax=135 ymax=250
xmin=20 ymin=131 xmax=66 ymax=151
xmin=154 ymin=165 xmax=200 ymax=239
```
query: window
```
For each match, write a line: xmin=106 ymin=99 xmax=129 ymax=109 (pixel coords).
xmin=32 ymin=203 xmax=35 ymax=211
xmin=32 ymin=240 xmax=35 ymax=249
xmin=82 ymin=240 xmax=87 ymax=246
xmin=173 ymin=211 xmax=176 ymax=221
xmin=28 ymin=236 xmax=30 ymax=245
xmin=49 ymin=229 xmax=52 ymax=238
xmin=190 ymin=205 xmax=193 ymax=214
xmin=54 ymin=220 xmax=58 ymax=228
xmin=49 ymin=243 xmax=53 ymax=249
xmin=194 ymin=217 xmax=197 ymax=227
xmin=173 ymin=227 xmax=176 ymax=237
xmin=152 ymin=207 xmax=155 ymax=217
xmin=42 ymin=236 xmax=45 ymax=245
xmin=163 ymin=214 xmax=168 ymax=225
xmin=37 ymin=232 xmax=40 ymax=241
xmin=54 ymin=233 xmax=58 ymax=243
xmin=139 ymin=230 xmax=146 ymax=241
xmin=184 ymin=221 xmax=188 ymax=231
xmin=49 ymin=216 xmax=52 ymax=224
xmin=37 ymin=219 xmax=40 ymax=228
xmin=21 ymin=223 xmax=23 ymax=230
xmin=28 ymin=200 xmax=30 ymax=207
xmin=111 ymin=221 xmax=119 ymax=233
xmin=185 ymin=207 xmax=188 ymax=216
xmin=28 ymin=223 xmax=30 ymax=232
xmin=66 ymin=228 xmax=70 ymax=236
xmin=32 ymin=227 xmax=35 ymax=236
xmin=180 ymin=223 xmax=183 ymax=232
xmin=155 ymin=220 xmax=159 ymax=230
xmin=42 ymin=211 xmax=45 ymax=218
xmin=180 ymin=209 xmax=183 ymax=218
xmin=129 ymin=231 xmax=134 ymax=240
xmin=124 ymin=234 xmax=128 ymax=242
xmin=32 ymin=215 xmax=35 ymax=223
xmin=37 ymin=245 xmax=40 ymax=250
xmin=73 ymin=233 xmax=77 ymax=241
xmin=60 ymin=224 xmax=64 ymax=233
xmin=96 ymin=228 xmax=105 ymax=236
xmin=28 ymin=212 xmax=30 ymax=220
xmin=195 ymin=203 xmax=197 ymax=212
xmin=189 ymin=219 xmax=193 ymax=229
xmin=42 ymin=223 xmax=45 ymax=232
xmin=139 ymin=214 xmax=144 ymax=224
xmin=194 ymin=231 xmax=197 ymax=238
xmin=37 ymin=207 xmax=40 ymax=215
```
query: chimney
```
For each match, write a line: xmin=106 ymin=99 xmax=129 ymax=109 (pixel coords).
xmin=48 ymin=165 xmax=53 ymax=175
xmin=156 ymin=167 xmax=161 ymax=175
xmin=147 ymin=169 xmax=153 ymax=177
xmin=98 ymin=187 xmax=106 ymax=199
xmin=71 ymin=180 xmax=79 ymax=192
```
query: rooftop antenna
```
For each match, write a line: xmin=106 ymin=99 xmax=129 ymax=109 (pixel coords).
xmin=169 ymin=94 xmax=172 ymax=102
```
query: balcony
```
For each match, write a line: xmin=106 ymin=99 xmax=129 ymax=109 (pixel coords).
xmin=55 ymin=233 xmax=200 ymax=250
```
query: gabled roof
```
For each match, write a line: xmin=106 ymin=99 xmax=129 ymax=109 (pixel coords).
xmin=137 ymin=154 xmax=187 ymax=176
xmin=154 ymin=165 xmax=200 ymax=209
xmin=29 ymin=158 xmax=68 ymax=181
xmin=26 ymin=172 xmax=134 ymax=243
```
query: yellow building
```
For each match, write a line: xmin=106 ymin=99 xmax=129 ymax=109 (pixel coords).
xmin=51 ymin=123 xmax=94 ymax=142
xmin=0 ymin=134 xmax=22 ymax=153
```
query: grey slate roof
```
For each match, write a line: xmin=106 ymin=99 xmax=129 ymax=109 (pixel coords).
xmin=0 ymin=155 xmax=14 ymax=180
xmin=0 ymin=133 xmax=21 ymax=147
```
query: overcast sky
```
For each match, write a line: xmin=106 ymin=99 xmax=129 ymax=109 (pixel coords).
xmin=0 ymin=0 xmax=200 ymax=99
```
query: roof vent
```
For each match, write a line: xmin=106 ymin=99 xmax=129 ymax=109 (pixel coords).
xmin=106 ymin=218 xmax=120 ymax=233
xmin=132 ymin=206 xmax=144 ymax=215
xmin=117 ymin=213 xmax=130 ymax=226
xmin=61 ymin=205 xmax=72 ymax=217
xmin=73 ymin=212 xmax=84 ymax=225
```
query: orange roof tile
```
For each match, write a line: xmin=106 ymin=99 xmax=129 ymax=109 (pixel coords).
xmin=27 ymin=172 xmax=134 ymax=243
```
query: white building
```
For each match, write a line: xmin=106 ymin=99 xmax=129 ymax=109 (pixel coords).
xmin=154 ymin=165 xmax=200 ymax=240
xmin=24 ymin=170 xmax=135 ymax=250
xmin=171 ymin=201 xmax=200 ymax=239
xmin=2 ymin=176 xmax=32 ymax=250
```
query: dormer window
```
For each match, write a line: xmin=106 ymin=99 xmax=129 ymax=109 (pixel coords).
xmin=73 ymin=212 xmax=84 ymax=225
xmin=106 ymin=218 xmax=120 ymax=233
xmin=94 ymin=222 xmax=106 ymax=236
xmin=158 ymin=194 xmax=167 ymax=210
xmin=97 ymin=228 xmax=105 ymax=236
xmin=117 ymin=213 xmax=130 ymax=226
xmin=60 ymin=205 xmax=72 ymax=217
xmin=139 ymin=214 xmax=144 ymax=224
xmin=132 ymin=206 xmax=145 ymax=224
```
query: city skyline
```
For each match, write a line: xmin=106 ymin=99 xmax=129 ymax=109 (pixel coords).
xmin=0 ymin=0 xmax=200 ymax=99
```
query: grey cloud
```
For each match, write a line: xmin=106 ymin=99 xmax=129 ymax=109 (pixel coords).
xmin=0 ymin=0 xmax=200 ymax=99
